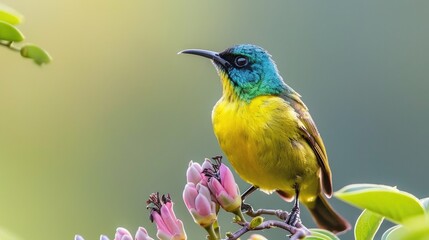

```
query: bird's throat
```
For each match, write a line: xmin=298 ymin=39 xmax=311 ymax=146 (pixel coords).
xmin=219 ymin=72 xmax=261 ymax=103
xmin=219 ymin=72 xmax=243 ymax=102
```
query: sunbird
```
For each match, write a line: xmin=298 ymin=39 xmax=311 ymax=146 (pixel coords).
xmin=179 ymin=44 xmax=350 ymax=233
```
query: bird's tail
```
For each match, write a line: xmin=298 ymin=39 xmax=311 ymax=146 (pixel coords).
xmin=306 ymin=194 xmax=351 ymax=234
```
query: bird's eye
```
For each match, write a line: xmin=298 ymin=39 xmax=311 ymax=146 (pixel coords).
xmin=234 ymin=56 xmax=248 ymax=68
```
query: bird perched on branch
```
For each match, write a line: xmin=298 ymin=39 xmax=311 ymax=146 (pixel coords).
xmin=179 ymin=44 xmax=350 ymax=234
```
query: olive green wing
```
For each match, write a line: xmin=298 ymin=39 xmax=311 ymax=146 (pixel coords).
xmin=281 ymin=90 xmax=333 ymax=197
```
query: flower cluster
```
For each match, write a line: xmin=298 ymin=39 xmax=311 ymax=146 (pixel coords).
xmin=74 ymin=157 xmax=275 ymax=240
xmin=182 ymin=156 xmax=242 ymax=240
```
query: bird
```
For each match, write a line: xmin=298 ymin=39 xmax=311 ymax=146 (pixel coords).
xmin=179 ymin=44 xmax=350 ymax=234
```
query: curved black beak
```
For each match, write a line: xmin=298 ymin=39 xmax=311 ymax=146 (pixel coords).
xmin=178 ymin=49 xmax=231 ymax=68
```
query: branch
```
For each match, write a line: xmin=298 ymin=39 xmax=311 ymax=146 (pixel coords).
xmin=224 ymin=220 xmax=310 ymax=240
xmin=221 ymin=205 xmax=311 ymax=239
xmin=244 ymin=207 xmax=289 ymax=220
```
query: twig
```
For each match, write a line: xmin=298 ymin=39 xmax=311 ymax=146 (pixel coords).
xmin=0 ymin=41 xmax=21 ymax=52
xmin=244 ymin=208 xmax=289 ymax=220
xmin=224 ymin=220 xmax=310 ymax=240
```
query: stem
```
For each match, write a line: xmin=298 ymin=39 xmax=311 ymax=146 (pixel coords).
xmin=0 ymin=41 xmax=21 ymax=52
xmin=234 ymin=208 xmax=246 ymax=223
xmin=212 ymin=220 xmax=221 ymax=239
xmin=205 ymin=224 xmax=219 ymax=240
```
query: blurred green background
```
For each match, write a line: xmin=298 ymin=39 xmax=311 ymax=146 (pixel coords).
xmin=1 ymin=1 xmax=428 ymax=239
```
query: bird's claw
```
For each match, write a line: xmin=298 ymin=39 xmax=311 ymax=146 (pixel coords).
xmin=286 ymin=206 xmax=301 ymax=227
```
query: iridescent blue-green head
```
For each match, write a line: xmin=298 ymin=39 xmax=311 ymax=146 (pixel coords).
xmin=179 ymin=44 xmax=289 ymax=102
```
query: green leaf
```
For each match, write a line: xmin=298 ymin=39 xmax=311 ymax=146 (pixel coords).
xmin=421 ymin=198 xmax=429 ymax=212
xmin=304 ymin=229 xmax=340 ymax=240
xmin=396 ymin=215 xmax=429 ymax=240
xmin=0 ymin=4 xmax=24 ymax=25
xmin=0 ymin=20 xmax=24 ymax=42
xmin=249 ymin=216 xmax=264 ymax=229
xmin=335 ymin=184 xmax=425 ymax=224
xmin=355 ymin=209 xmax=384 ymax=240
xmin=20 ymin=44 xmax=52 ymax=65
xmin=381 ymin=226 xmax=402 ymax=240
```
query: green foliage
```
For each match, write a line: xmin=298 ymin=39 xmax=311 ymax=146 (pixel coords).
xmin=0 ymin=3 xmax=51 ymax=65
xmin=20 ymin=44 xmax=52 ymax=65
xmin=391 ymin=214 xmax=429 ymax=240
xmin=354 ymin=209 xmax=384 ymax=240
xmin=0 ymin=3 xmax=23 ymax=25
xmin=335 ymin=183 xmax=429 ymax=240
xmin=0 ymin=21 xmax=24 ymax=42
xmin=335 ymin=184 xmax=424 ymax=223
xmin=304 ymin=229 xmax=340 ymax=240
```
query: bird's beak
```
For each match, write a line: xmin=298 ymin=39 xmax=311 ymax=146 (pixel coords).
xmin=178 ymin=49 xmax=231 ymax=68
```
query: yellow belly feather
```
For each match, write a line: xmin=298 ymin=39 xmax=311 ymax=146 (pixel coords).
xmin=212 ymin=95 xmax=321 ymax=201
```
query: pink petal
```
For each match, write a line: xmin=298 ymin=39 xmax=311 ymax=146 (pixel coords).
xmin=156 ymin=229 xmax=173 ymax=240
xmin=160 ymin=204 xmax=181 ymax=236
xmin=152 ymin=212 xmax=170 ymax=234
xmin=208 ymin=178 xmax=226 ymax=198
xmin=183 ymin=183 xmax=198 ymax=210
xmin=157 ymin=221 xmax=186 ymax=240
xmin=114 ymin=228 xmax=132 ymax=240
xmin=175 ymin=219 xmax=187 ymax=239
xmin=201 ymin=159 xmax=214 ymax=172
xmin=195 ymin=193 xmax=212 ymax=216
xmin=135 ymin=227 xmax=154 ymax=240
xmin=196 ymin=184 xmax=211 ymax=201
xmin=164 ymin=201 xmax=179 ymax=221
xmin=220 ymin=164 xmax=238 ymax=198
xmin=186 ymin=161 xmax=202 ymax=184
xmin=121 ymin=236 xmax=133 ymax=240
xmin=199 ymin=176 xmax=209 ymax=187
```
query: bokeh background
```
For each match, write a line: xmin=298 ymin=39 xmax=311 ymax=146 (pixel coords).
xmin=1 ymin=0 xmax=428 ymax=239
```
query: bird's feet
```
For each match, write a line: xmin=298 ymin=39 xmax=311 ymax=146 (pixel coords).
xmin=286 ymin=206 xmax=301 ymax=227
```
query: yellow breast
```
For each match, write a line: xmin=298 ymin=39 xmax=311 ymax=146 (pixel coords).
xmin=212 ymin=95 xmax=319 ymax=194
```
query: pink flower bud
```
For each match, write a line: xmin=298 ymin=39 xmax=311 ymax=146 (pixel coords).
xmin=201 ymin=158 xmax=214 ymax=173
xmin=204 ymin=157 xmax=241 ymax=212
xmin=183 ymin=183 xmax=217 ymax=227
xmin=115 ymin=228 xmax=133 ymax=240
xmin=135 ymin=227 xmax=154 ymax=240
xmin=147 ymin=193 xmax=187 ymax=240
xmin=186 ymin=160 xmax=218 ymax=203
xmin=186 ymin=161 xmax=203 ymax=185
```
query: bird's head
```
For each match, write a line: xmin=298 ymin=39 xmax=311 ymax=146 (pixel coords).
xmin=179 ymin=44 xmax=288 ymax=102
